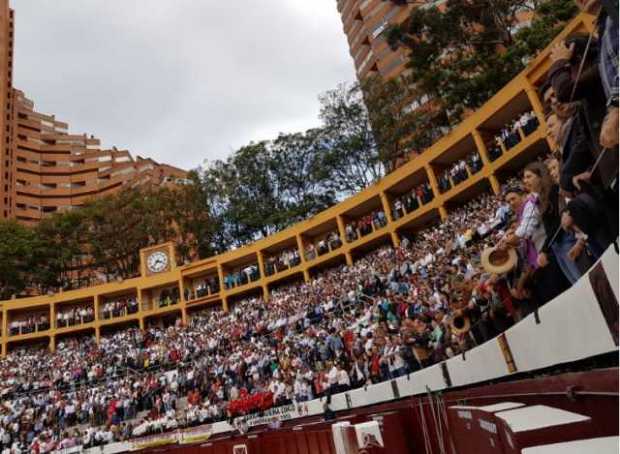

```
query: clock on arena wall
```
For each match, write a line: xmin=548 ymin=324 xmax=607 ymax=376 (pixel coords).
xmin=140 ymin=242 xmax=177 ymax=276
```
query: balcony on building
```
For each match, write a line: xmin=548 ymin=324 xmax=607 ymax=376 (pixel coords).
xmin=444 ymin=179 xmax=495 ymax=217
xmin=299 ymin=219 xmax=343 ymax=262
xmin=477 ymin=90 xmax=543 ymax=166
xmin=384 ymin=167 xmax=433 ymax=223
xmin=56 ymin=327 xmax=96 ymax=354
xmin=140 ymin=283 xmax=181 ymax=312
xmin=341 ymin=194 xmax=387 ymax=244
xmin=7 ymin=336 xmax=50 ymax=357
xmin=100 ymin=318 xmax=139 ymax=340
xmin=429 ymin=134 xmax=484 ymax=197
xmin=266 ymin=269 xmax=307 ymax=299
xmin=8 ymin=304 xmax=50 ymax=338
xmin=55 ymin=297 xmax=95 ymax=330
xmin=262 ymin=237 xmax=302 ymax=278
xmin=227 ymin=286 xmax=264 ymax=311
xmin=99 ymin=291 xmax=139 ymax=322
xmin=394 ymin=206 xmax=443 ymax=249
xmin=222 ymin=253 xmax=261 ymax=292
xmin=182 ymin=266 xmax=220 ymax=304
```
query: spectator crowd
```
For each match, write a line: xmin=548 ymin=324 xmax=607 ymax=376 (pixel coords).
xmin=438 ymin=151 xmax=484 ymax=193
xmin=0 ymin=5 xmax=617 ymax=452
xmin=493 ymin=110 xmax=539 ymax=151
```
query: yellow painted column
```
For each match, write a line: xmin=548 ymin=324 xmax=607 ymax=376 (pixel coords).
xmin=262 ymin=285 xmax=270 ymax=302
xmin=181 ymin=307 xmax=188 ymax=325
xmin=137 ymin=289 xmax=146 ymax=313
xmin=257 ymin=251 xmax=267 ymax=280
xmin=472 ymin=129 xmax=501 ymax=195
xmin=222 ymin=296 xmax=229 ymax=313
xmin=94 ymin=295 xmax=100 ymax=322
xmin=296 ymin=234 xmax=307 ymax=263
xmin=95 ymin=326 xmax=100 ymax=345
xmin=296 ymin=234 xmax=311 ymax=282
xmin=379 ymin=191 xmax=394 ymax=223
xmin=179 ymin=276 xmax=187 ymax=302
xmin=50 ymin=335 xmax=56 ymax=353
xmin=389 ymin=230 xmax=401 ymax=247
xmin=50 ymin=303 xmax=56 ymax=331
xmin=1 ymin=307 xmax=7 ymax=357
xmin=139 ymin=317 xmax=145 ymax=330
xmin=523 ymin=78 xmax=546 ymax=123
xmin=488 ymin=175 xmax=501 ymax=195
xmin=425 ymin=163 xmax=441 ymax=200
xmin=217 ymin=263 xmax=226 ymax=294
xmin=381 ymin=191 xmax=401 ymax=247
xmin=425 ymin=163 xmax=447 ymax=220
xmin=336 ymin=215 xmax=353 ymax=265
xmin=257 ymin=250 xmax=270 ymax=302
xmin=472 ymin=129 xmax=491 ymax=166
xmin=336 ymin=215 xmax=347 ymax=243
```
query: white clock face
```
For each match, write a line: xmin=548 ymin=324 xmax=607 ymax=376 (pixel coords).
xmin=147 ymin=251 xmax=169 ymax=273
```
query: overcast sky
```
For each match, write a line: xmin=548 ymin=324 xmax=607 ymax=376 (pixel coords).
xmin=13 ymin=1 xmax=356 ymax=171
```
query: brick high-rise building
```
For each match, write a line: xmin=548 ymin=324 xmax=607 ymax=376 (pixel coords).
xmin=0 ymin=0 xmax=188 ymax=225
xmin=10 ymin=90 xmax=189 ymax=225
xmin=0 ymin=0 xmax=14 ymax=221
xmin=336 ymin=0 xmax=416 ymax=81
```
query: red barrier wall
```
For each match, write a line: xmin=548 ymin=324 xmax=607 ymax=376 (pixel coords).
xmin=141 ymin=368 xmax=618 ymax=454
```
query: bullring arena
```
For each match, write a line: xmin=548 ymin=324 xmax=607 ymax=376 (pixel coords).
xmin=0 ymin=10 xmax=618 ymax=454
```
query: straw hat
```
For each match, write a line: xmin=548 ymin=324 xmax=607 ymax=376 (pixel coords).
xmin=450 ymin=312 xmax=471 ymax=336
xmin=480 ymin=246 xmax=518 ymax=275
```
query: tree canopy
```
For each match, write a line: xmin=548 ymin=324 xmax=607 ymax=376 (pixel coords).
xmin=386 ymin=0 xmax=577 ymax=124
xmin=0 ymin=182 xmax=216 ymax=297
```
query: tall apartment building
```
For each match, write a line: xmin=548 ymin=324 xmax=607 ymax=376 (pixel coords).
xmin=336 ymin=0 xmax=416 ymax=81
xmin=10 ymin=91 xmax=188 ymax=224
xmin=0 ymin=0 xmax=188 ymax=225
xmin=0 ymin=0 xmax=14 ymax=221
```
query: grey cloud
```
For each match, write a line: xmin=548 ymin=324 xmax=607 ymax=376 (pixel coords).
xmin=13 ymin=0 xmax=356 ymax=170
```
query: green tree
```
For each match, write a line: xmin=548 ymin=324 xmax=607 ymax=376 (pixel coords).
xmin=269 ymin=128 xmax=336 ymax=222
xmin=163 ymin=171 xmax=218 ymax=262
xmin=386 ymin=0 xmax=577 ymax=124
xmin=200 ymin=131 xmax=337 ymax=250
xmin=0 ymin=220 xmax=41 ymax=299
xmin=81 ymin=187 xmax=184 ymax=280
xmin=318 ymin=83 xmax=384 ymax=193
xmin=202 ymin=141 xmax=284 ymax=248
xmin=35 ymin=208 xmax=90 ymax=292
xmin=361 ymin=75 xmax=447 ymax=170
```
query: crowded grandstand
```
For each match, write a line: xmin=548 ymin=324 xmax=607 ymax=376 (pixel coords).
xmin=0 ymin=6 xmax=618 ymax=454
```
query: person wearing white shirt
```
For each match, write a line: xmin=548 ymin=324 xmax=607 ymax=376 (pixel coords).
xmin=327 ymin=363 xmax=339 ymax=395
xmin=337 ymin=366 xmax=350 ymax=392
xmin=386 ymin=339 xmax=407 ymax=378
